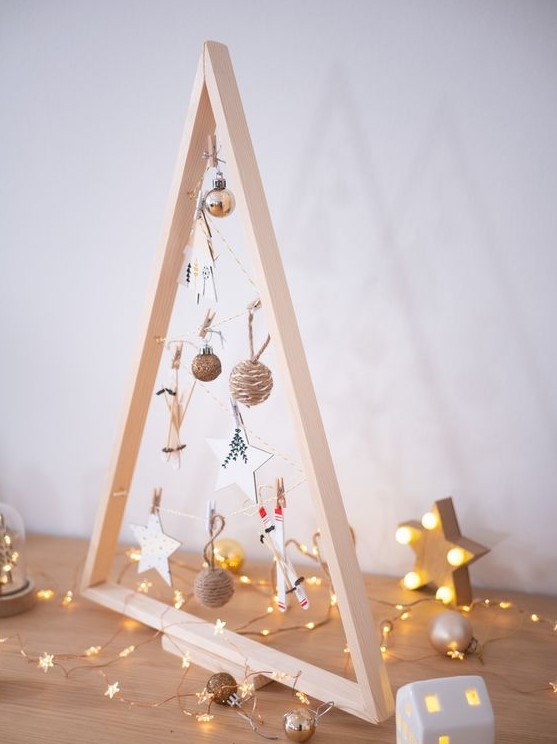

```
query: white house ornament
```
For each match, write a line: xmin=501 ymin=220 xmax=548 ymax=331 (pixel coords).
xmin=396 ymin=675 xmax=494 ymax=744
xmin=396 ymin=497 xmax=489 ymax=606
xmin=130 ymin=492 xmax=181 ymax=586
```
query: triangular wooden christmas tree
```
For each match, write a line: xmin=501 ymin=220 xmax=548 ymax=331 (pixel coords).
xmin=82 ymin=41 xmax=393 ymax=723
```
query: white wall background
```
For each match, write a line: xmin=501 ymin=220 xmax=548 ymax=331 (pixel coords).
xmin=1 ymin=0 xmax=556 ymax=594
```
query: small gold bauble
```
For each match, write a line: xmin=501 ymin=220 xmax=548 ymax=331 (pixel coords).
xmin=429 ymin=610 xmax=473 ymax=654
xmin=206 ymin=672 xmax=238 ymax=705
xmin=283 ymin=708 xmax=317 ymax=742
xmin=191 ymin=346 xmax=222 ymax=382
xmin=213 ymin=538 xmax=245 ymax=574
xmin=229 ymin=359 xmax=273 ymax=407
xmin=193 ymin=567 xmax=234 ymax=608
xmin=204 ymin=180 xmax=236 ymax=218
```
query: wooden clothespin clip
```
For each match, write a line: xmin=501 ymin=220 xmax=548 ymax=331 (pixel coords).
xmin=247 ymin=298 xmax=262 ymax=312
xmin=151 ymin=487 xmax=163 ymax=514
xmin=230 ymin=398 xmax=244 ymax=430
xmin=204 ymin=135 xmax=219 ymax=169
xmin=206 ymin=499 xmax=216 ymax=533
xmin=171 ymin=343 xmax=183 ymax=369
xmin=276 ymin=477 xmax=286 ymax=509
xmin=199 ymin=309 xmax=216 ymax=339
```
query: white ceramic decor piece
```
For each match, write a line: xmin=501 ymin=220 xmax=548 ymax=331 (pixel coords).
xmin=395 ymin=675 xmax=495 ymax=744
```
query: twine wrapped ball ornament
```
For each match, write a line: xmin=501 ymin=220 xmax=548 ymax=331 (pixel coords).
xmin=230 ymin=301 xmax=273 ymax=407
xmin=206 ymin=672 xmax=238 ymax=705
xmin=191 ymin=344 xmax=222 ymax=382
xmin=193 ymin=514 xmax=235 ymax=609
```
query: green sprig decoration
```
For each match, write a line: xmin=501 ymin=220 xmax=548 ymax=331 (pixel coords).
xmin=222 ymin=428 xmax=248 ymax=468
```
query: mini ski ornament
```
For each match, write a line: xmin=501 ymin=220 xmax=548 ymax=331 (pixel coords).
xmin=258 ymin=480 xmax=309 ymax=611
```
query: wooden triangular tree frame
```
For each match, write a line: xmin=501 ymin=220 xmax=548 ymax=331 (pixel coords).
xmin=82 ymin=41 xmax=393 ymax=724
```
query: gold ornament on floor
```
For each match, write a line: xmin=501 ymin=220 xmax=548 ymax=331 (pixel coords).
xmin=283 ymin=701 xmax=334 ymax=742
xmin=395 ymin=496 xmax=490 ymax=607
xmin=206 ymin=672 xmax=238 ymax=705
xmin=193 ymin=512 xmax=234 ymax=609
xmin=230 ymin=300 xmax=273 ymax=407
xmin=429 ymin=610 xmax=474 ymax=655
xmin=213 ymin=538 xmax=245 ymax=574
xmin=191 ymin=344 xmax=222 ymax=382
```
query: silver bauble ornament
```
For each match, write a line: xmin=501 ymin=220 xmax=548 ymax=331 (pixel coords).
xmin=429 ymin=610 xmax=473 ymax=654
xmin=283 ymin=708 xmax=316 ymax=742
xmin=204 ymin=174 xmax=235 ymax=218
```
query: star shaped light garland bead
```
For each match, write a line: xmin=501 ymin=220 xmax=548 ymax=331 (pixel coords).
xmin=130 ymin=511 xmax=181 ymax=586
xmin=396 ymin=496 xmax=489 ymax=607
xmin=104 ymin=682 xmax=120 ymax=699
xmin=38 ymin=652 xmax=54 ymax=672
xmin=207 ymin=430 xmax=273 ymax=501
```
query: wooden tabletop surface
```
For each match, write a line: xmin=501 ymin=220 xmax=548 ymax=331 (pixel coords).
xmin=0 ymin=534 xmax=555 ymax=743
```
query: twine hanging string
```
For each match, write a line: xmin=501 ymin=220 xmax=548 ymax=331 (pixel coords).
xmin=247 ymin=300 xmax=270 ymax=362
xmin=203 ymin=513 xmax=226 ymax=568
xmin=230 ymin=300 xmax=273 ymax=407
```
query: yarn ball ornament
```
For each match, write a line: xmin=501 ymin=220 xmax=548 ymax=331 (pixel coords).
xmin=206 ymin=672 xmax=238 ymax=705
xmin=193 ymin=566 xmax=234 ymax=608
xmin=191 ymin=346 xmax=222 ymax=382
xmin=229 ymin=359 xmax=273 ymax=407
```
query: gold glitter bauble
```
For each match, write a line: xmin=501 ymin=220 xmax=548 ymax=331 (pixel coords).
xmin=213 ymin=538 xmax=245 ymax=574
xmin=193 ymin=567 xmax=234 ymax=608
xmin=206 ymin=672 xmax=238 ymax=705
xmin=204 ymin=187 xmax=235 ymax=218
xmin=429 ymin=610 xmax=473 ymax=654
xmin=283 ymin=708 xmax=316 ymax=742
xmin=191 ymin=346 xmax=222 ymax=382
xmin=229 ymin=359 xmax=273 ymax=407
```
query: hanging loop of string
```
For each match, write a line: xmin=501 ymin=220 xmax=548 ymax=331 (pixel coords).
xmin=203 ymin=513 xmax=226 ymax=568
xmin=247 ymin=299 xmax=270 ymax=362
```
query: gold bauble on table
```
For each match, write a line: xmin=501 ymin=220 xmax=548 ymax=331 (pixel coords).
xmin=206 ymin=672 xmax=238 ymax=705
xmin=213 ymin=538 xmax=245 ymax=574
xmin=429 ymin=610 xmax=473 ymax=654
xmin=204 ymin=174 xmax=235 ymax=218
xmin=283 ymin=708 xmax=317 ymax=742
xmin=193 ymin=566 xmax=234 ymax=608
xmin=229 ymin=359 xmax=273 ymax=407
xmin=191 ymin=345 xmax=222 ymax=382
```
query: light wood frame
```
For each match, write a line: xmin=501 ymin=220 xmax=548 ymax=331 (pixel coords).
xmin=82 ymin=41 xmax=393 ymax=723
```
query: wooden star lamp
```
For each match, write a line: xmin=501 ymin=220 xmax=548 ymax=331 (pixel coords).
xmin=396 ymin=497 xmax=489 ymax=606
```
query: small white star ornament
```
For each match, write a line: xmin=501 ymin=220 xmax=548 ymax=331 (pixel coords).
xmin=130 ymin=511 xmax=181 ymax=586
xmin=207 ymin=431 xmax=273 ymax=501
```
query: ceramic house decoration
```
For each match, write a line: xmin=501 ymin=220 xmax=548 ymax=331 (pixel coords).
xmin=396 ymin=675 xmax=495 ymax=744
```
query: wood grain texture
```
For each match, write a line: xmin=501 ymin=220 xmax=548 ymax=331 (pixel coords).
xmin=82 ymin=39 xmax=392 ymax=722
xmin=2 ymin=535 xmax=556 ymax=744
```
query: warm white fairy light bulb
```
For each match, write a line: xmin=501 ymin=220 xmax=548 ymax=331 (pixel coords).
xmin=403 ymin=571 xmax=422 ymax=590
xmin=421 ymin=512 xmax=439 ymax=530
xmin=436 ymin=585 xmax=454 ymax=604
xmin=447 ymin=547 xmax=466 ymax=567
xmin=395 ymin=526 xmax=414 ymax=545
